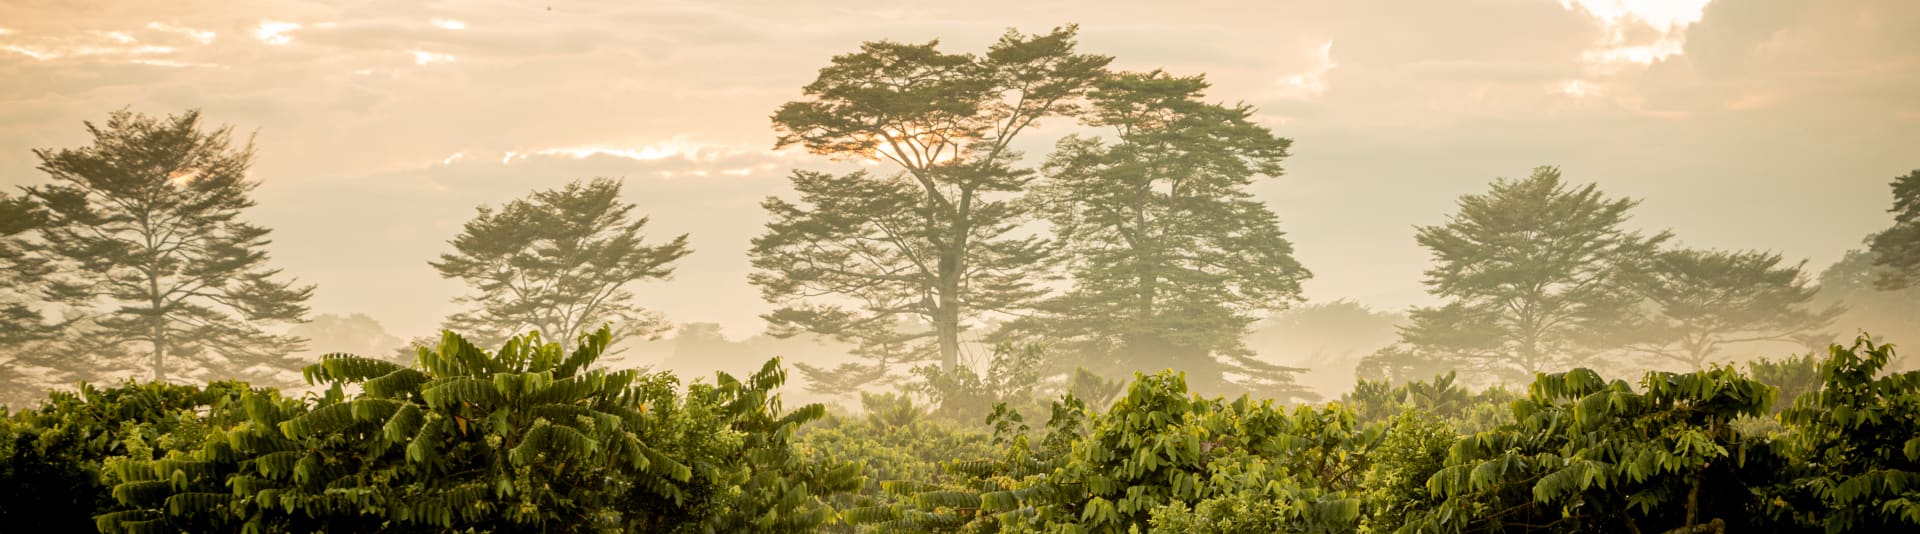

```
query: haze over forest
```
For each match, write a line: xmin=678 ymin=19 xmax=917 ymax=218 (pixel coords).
xmin=2 ymin=0 xmax=1918 ymax=406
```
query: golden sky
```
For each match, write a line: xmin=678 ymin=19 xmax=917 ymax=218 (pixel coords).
xmin=2 ymin=0 xmax=1916 ymax=338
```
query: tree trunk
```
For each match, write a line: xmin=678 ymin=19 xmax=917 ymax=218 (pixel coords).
xmin=936 ymin=250 xmax=961 ymax=373
xmin=151 ymin=274 xmax=166 ymax=382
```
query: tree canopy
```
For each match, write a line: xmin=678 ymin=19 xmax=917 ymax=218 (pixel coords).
xmin=1392 ymin=166 xmax=1668 ymax=383
xmin=25 ymin=109 xmax=313 ymax=384
xmin=432 ymin=177 xmax=690 ymax=348
xmin=1019 ymin=69 xmax=1311 ymax=398
xmin=755 ymin=26 xmax=1111 ymax=385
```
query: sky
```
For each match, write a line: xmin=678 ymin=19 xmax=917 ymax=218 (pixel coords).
xmin=1 ymin=0 xmax=1916 ymax=341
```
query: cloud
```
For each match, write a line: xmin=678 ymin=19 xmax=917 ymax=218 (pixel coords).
xmin=254 ymin=20 xmax=300 ymax=46
xmin=1275 ymin=40 xmax=1337 ymax=99
xmin=1560 ymin=0 xmax=1714 ymax=66
xmin=408 ymin=50 xmax=453 ymax=64
xmin=430 ymin=19 xmax=466 ymax=31
xmin=148 ymin=22 xmax=216 ymax=44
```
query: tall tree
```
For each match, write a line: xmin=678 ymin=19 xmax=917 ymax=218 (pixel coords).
xmin=754 ymin=26 xmax=1111 ymax=381
xmin=25 ymin=109 xmax=312 ymax=383
xmin=1867 ymin=169 xmax=1920 ymax=288
xmin=432 ymin=177 xmax=690 ymax=348
xmin=1021 ymin=70 xmax=1311 ymax=397
xmin=1395 ymin=166 xmax=1667 ymax=382
xmin=1625 ymin=248 xmax=1841 ymax=369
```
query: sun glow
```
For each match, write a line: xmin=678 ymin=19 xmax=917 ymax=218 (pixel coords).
xmin=254 ymin=20 xmax=300 ymax=46
xmin=1559 ymin=0 xmax=1712 ymax=65
xmin=866 ymin=128 xmax=961 ymax=167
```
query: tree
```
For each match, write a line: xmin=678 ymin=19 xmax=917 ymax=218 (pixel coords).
xmin=1021 ymin=70 xmax=1311 ymax=398
xmin=1396 ymin=167 xmax=1668 ymax=383
xmin=1814 ymin=250 xmax=1920 ymax=369
xmin=1625 ymin=248 xmax=1841 ymax=369
xmin=25 ymin=109 xmax=313 ymax=383
xmin=0 ymin=192 xmax=66 ymax=406
xmin=1247 ymin=300 xmax=1405 ymax=398
xmin=1867 ymin=169 xmax=1920 ymax=288
xmin=432 ymin=177 xmax=690 ymax=348
xmin=754 ymin=26 xmax=1111 ymax=383
xmin=286 ymin=313 xmax=405 ymax=363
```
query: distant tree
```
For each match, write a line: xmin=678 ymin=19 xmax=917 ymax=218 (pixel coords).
xmin=286 ymin=313 xmax=405 ymax=363
xmin=1625 ymin=248 xmax=1841 ymax=369
xmin=1814 ymin=249 xmax=1920 ymax=370
xmin=0 ymin=192 xmax=62 ymax=405
xmin=1395 ymin=167 xmax=1668 ymax=382
xmin=24 ymin=110 xmax=313 ymax=383
xmin=754 ymin=26 xmax=1111 ymax=383
xmin=1867 ymin=169 xmax=1920 ymax=288
xmin=1247 ymin=300 xmax=1404 ymax=396
xmin=1021 ymin=70 xmax=1311 ymax=398
xmin=432 ymin=177 xmax=690 ymax=348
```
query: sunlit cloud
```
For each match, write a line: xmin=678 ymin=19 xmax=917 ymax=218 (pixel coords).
xmin=1559 ymin=0 xmax=1712 ymax=66
xmin=410 ymin=50 xmax=455 ymax=64
xmin=100 ymin=31 xmax=136 ymax=44
xmin=441 ymin=152 xmax=466 ymax=165
xmin=147 ymin=22 xmax=216 ymax=44
xmin=131 ymin=59 xmax=212 ymax=68
xmin=431 ymin=19 xmax=467 ymax=30
xmin=1555 ymin=79 xmax=1602 ymax=98
xmin=0 ymin=28 xmax=12 ymax=36
xmin=2 ymin=45 xmax=53 ymax=60
xmin=254 ymin=20 xmax=300 ymax=46
xmin=1275 ymin=40 xmax=1337 ymax=99
xmin=534 ymin=144 xmax=685 ymax=162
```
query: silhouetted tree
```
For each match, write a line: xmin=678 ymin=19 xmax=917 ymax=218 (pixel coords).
xmin=1815 ymin=249 xmax=1920 ymax=370
xmin=286 ymin=313 xmax=405 ymax=363
xmin=1626 ymin=248 xmax=1841 ymax=369
xmin=25 ymin=110 xmax=312 ymax=383
xmin=754 ymin=26 xmax=1111 ymax=383
xmin=1392 ymin=166 xmax=1667 ymax=382
xmin=1247 ymin=300 xmax=1405 ymax=396
xmin=1019 ymin=70 xmax=1311 ymax=398
xmin=432 ymin=177 xmax=689 ymax=347
xmin=1867 ymin=169 xmax=1920 ymax=288
xmin=0 ymin=192 xmax=62 ymax=405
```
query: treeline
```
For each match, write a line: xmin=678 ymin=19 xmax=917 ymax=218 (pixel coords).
xmin=1 ymin=327 xmax=1916 ymax=532
xmin=3 ymin=24 xmax=1920 ymax=410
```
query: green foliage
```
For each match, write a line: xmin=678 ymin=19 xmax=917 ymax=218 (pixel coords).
xmin=1748 ymin=351 xmax=1822 ymax=410
xmin=1355 ymin=411 xmax=1455 ymax=533
xmin=1409 ymin=364 xmax=1780 ymax=532
xmin=1768 ymin=337 xmax=1920 ymax=532
xmin=7 ymin=330 xmax=1919 ymax=534
xmin=0 ymin=380 xmax=252 ymax=531
xmin=90 ymin=327 xmax=857 ymax=533
xmin=432 ymin=177 xmax=691 ymax=347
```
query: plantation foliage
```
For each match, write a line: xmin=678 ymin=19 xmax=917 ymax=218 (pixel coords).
xmin=3 ymin=330 xmax=1918 ymax=533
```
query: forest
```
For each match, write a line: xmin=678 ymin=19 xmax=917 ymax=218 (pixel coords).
xmin=2 ymin=24 xmax=1919 ymax=533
